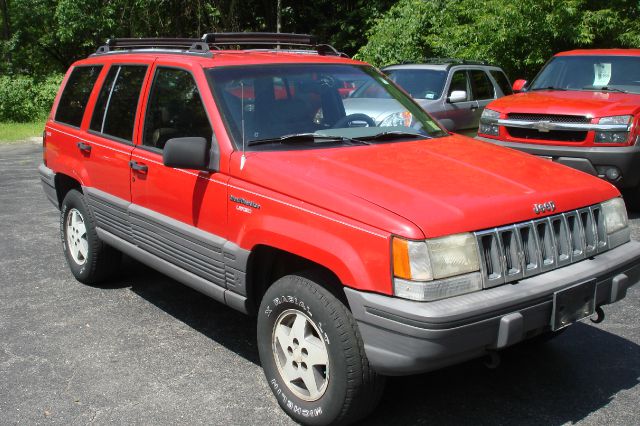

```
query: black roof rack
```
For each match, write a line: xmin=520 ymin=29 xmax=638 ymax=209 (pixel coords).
xmin=94 ymin=32 xmax=347 ymax=58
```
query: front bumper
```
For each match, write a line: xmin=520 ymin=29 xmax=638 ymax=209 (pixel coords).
xmin=345 ymin=240 xmax=640 ymax=376
xmin=475 ymin=136 xmax=640 ymax=189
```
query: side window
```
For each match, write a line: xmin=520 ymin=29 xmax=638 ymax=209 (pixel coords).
xmin=143 ymin=67 xmax=212 ymax=150
xmin=448 ymin=71 xmax=468 ymax=100
xmin=55 ymin=65 xmax=103 ymax=127
xmin=90 ymin=65 xmax=148 ymax=142
xmin=470 ymin=70 xmax=495 ymax=100
xmin=490 ymin=70 xmax=513 ymax=95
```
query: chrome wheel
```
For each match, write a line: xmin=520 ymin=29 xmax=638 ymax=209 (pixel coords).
xmin=65 ymin=208 xmax=88 ymax=266
xmin=272 ymin=309 xmax=330 ymax=401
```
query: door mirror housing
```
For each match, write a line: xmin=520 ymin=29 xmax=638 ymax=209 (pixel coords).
xmin=447 ymin=90 xmax=467 ymax=103
xmin=512 ymin=79 xmax=528 ymax=92
xmin=163 ymin=137 xmax=213 ymax=171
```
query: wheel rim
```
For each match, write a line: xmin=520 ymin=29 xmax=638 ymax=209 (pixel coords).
xmin=272 ymin=309 xmax=330 ymax=401
xmin=65 ymin=208 xmax=88 ymax=266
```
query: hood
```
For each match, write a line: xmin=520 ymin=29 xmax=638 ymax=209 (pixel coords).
xmin=489 ymin=90 xmax=640 ymax=117
xmin=232 ymin=134 xmax=619 ymax=239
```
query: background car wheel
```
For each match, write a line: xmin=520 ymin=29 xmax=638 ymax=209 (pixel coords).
xmin=60 ymin=189 xmax=121 ymax=284
xmin=257 ymin=273 xmax=385 ymax=426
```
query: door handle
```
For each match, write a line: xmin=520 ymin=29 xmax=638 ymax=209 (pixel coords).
xmin=77 ymin=142 xmax=91 ymax=153
xmin=129 ymin=160 xmax=148 ymax=173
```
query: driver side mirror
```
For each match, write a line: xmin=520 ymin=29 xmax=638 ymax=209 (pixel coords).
xmin=447 ymin=90 xmax=467 ymax=103
xmin=163 ymin=137 xmax=213 ymax=171
xmin=512 ymin=79 xmax=528 ymax=92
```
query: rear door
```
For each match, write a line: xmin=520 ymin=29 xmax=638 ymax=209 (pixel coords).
xmin=468 ymin=69 xmax=497 ymax=129
xmin=81 ymin=61 xmax=152 ymax=241
xmin=129 ymin=64 xmax=231 ymax=293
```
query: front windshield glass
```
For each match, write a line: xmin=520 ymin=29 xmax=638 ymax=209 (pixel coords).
xmin=385 ymin=69 xmax=448 ymax=99
xmin=207 ymin=64 xmax=446 ymax=150
xmin=530 ymin=55 xmax=640 ymax=94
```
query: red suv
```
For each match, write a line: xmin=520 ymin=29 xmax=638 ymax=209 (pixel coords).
xmin=477 ymin=49 xmax=640 ymax=205
xmin=39 ymin=34 xmax=640 ymax=425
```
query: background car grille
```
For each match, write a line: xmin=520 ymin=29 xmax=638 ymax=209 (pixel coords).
xmin=506 ymin=113 xmax=591 ymax=123
xmin=475 ymin=205 xmax=607 ymax=288
xmin=505 ymin=127 xmax=587 ymax=142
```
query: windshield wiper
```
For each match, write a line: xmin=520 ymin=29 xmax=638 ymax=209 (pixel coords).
xmin=530 ymin=86 xmax=567 ymax=91
xmin=583 ymin=86 xmax=628 ymax=93
xmin=354 ymin=131 xmax=429 ymax=142
xmin=247 ymin=133 xmax=368 ymax=147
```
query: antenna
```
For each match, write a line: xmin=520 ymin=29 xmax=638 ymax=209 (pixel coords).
xmin=240 ymin=81 xmax=247 ymax=170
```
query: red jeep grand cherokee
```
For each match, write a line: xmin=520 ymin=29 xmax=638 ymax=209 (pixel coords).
xmin=38 ymin=34 xmax=640 ymax=425
xmin=477 ymin=49 xmax=640 ymax=204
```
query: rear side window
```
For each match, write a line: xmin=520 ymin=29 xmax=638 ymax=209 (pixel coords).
xmin=490 ymin=70 xmax=513 ymax=95
xmin=90 ymin=65 xmax=148 ymax=142
xmin=55 ymin=66 xmax=103 ymax=127
xmin=143 ymin=67 xmax=212 ymax=150
xmin=470 ymin=70 xmax=495 ymax=100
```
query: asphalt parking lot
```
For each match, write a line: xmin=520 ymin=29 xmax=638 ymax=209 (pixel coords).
xmin=1 ymin=141 xmax=639 ymax=425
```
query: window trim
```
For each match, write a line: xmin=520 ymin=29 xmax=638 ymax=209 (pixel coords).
xmin=53 ymin=64 xmax=104 ymax=130
xmin=468 ymin=69 xmax=496 ymax=101
xmin=139 ymin=64 xmax=215 ymax=152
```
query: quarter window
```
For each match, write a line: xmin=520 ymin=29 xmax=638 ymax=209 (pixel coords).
xmin=90 ymin=65 xmax=148 ymax=142
xmin=143 ymin=67 xmax=212 ymax=150
xmin=470 ymin=70 xmax=495 ymax=100
xmin=55 ymin=66 xmax=103 ymax=127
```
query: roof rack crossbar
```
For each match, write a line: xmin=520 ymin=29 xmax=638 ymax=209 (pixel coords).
xmin=95 ymin=38 xmax=211 ymax=56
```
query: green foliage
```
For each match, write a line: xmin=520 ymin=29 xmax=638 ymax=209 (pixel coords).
xmin=358 ymin=0 xmax=640 ymax=79
xmin=0 ymin=73 xmax=63 ymax=122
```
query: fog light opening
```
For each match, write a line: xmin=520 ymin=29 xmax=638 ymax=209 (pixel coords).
xmin=596 ymin=166 xmax=621 ymax=181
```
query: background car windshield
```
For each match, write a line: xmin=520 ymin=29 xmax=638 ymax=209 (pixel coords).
xmin=208 ymin=64 xmax=445 ymax=149
xmin=530 ymin=55 xmax=640 ymax=93
xmin=385 ymin=69 xmax=447 ymax=99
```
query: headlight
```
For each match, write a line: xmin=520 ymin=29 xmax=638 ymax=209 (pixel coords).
xmin=392 ymin=233 xmax=482 ymax=301
xmin=595 ymin=116 xmax=633 ymax=144
xmin=380 ymin=111 xmax=413 ymax=127
xmin=480 ymin=108 xmax=500 ymax=122
xmin=601 ymin=197 xmax=628 ymax=235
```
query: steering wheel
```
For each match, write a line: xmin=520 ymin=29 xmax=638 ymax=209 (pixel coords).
xmin=332 ymin=113 xmax=375 ymax=128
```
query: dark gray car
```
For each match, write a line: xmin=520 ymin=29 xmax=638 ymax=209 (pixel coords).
xmin=344 ymin=60 xmax=512 ymax=135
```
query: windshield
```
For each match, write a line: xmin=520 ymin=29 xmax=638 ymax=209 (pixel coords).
xmin=530 ymin=55 xmax=640 ymax=94
xmin=385 ymin=69 xmax=448 ymax=99
xmin=207 ymin=64 xmax=446 ymax=150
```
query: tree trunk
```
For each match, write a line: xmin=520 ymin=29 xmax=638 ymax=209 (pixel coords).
xmin=0 ymin=0 xmax=10 ymax=41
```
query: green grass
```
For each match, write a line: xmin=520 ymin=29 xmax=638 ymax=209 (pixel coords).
xmin=0 ymin=121 xmax=46 ymax=143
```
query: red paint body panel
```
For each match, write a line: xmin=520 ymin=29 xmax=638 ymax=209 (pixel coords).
xmin=43 ymin=49 xmax=622 ymax=297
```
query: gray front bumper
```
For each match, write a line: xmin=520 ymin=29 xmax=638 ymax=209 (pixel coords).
xmin=345 ymin=240 xmax=640 ymax=376
xmin=38 ymin=163 xmax=58 ymax=208
xmin=475 ymin=136 xmax=640 ymax=189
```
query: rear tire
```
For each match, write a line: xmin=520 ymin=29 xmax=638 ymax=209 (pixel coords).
xmin=257 ymin=274 xmax=385 ymax=425
xmin=60 ymin=189 xmax=121 ymax=284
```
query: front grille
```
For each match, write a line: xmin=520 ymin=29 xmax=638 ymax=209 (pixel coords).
xmin=506 ymin=113 xmax=591 ymax=123
xmin=475 ymin=205 xmax=607 ymax=288
xmin=506 ymin=127 xmax=587 ymax=142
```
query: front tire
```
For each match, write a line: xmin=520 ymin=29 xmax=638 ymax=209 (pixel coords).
xmin=60 ymin=189 xmax=121 ymax=284
xmin=257 ymin=274 xmax=384 ymax=425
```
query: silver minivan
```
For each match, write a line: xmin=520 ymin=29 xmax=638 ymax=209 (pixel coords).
xmin=344 ymin=60 xmax=512 ymax=135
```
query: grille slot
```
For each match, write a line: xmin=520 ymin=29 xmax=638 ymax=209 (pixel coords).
xmin=506 ymin=113 xmax=591 ymax=123
xmin=475 ymin=204 xmax=607 ymax=288
xmin=506 ymin=127 xmax=587 ymax=142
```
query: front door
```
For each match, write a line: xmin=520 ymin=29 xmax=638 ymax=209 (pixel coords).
xmin=130 ymin=65 xmax=230 ymax=290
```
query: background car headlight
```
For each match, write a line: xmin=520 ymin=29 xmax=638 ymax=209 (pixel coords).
xmin=601 ymin=197 xmax=628 ymax=235
xmin=595 ymin=115 xmax=633 ymax=144
xmin=380 ymin=111 xmax=412 ymax=127
xmin=392 ymin=233 xmax=482 ymax=301
xmin=479 ymin=109 xmax=500 ymax=136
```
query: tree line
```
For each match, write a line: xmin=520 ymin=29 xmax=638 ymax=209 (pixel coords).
xmin=0 ymin=0 xmax=639 ymax=122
